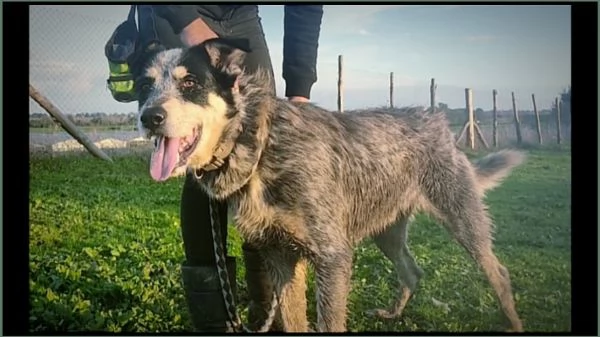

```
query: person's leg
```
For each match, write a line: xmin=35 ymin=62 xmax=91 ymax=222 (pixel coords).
xmin=162 ymin=12 xmax=238 ymax=329
xmin=219 ymin=6 xmax=286 ymax=331
xmin=179 ymin=176 xmax=236 ymax=332
xmin=136 ymin=6 xmax=280 ymax=331
xmin=178 ymin=5 xmax=280 ymax=331
xmin=135 ymin=8 xmax=237 ymax=332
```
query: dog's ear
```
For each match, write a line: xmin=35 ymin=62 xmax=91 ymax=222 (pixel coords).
xmin=202 ymin=38 xmax=251 ymax=77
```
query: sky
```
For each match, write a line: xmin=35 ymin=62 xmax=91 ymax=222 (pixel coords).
xmin=29 ymin=4 xmax=571 ymax=115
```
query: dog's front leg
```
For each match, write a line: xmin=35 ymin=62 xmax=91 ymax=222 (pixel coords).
xmin=277 ymin=258 xmax=309 ymax=332
xmin=314 ymin=250 xmax=353 ymax=332
xmin=256 ymin=247 xmax=307 ymax=332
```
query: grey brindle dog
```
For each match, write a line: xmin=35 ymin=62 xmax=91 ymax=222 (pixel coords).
xmin=137 ymin=38 xmax=525 ymax=332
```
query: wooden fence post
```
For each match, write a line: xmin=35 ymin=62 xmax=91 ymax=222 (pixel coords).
xmin=29 ymin=84 xmax=113 ymax=162
xmin=511 ymin=92 xmax=522 ymax=144
xmin=465 ymin=88 xmax=475 ymax=150
xmin=532 ymin=93 xmax=543 ymax=144
xmin=389 ymin=72 xmax=394 ymax=109
xmin=430 ymin=78 xmax=436 ymax=111
xmin=337 ymin=55 xmax=344 ymax=113
xmin=555 ymin=97 xmax=562 ymax=144
xmin=492 ymin=89 xmax=498 ymax=147
xmin=455 ymin=89 xmax=488 ymax=150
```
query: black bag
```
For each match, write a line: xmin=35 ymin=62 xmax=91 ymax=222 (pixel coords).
xmin=104 ymin=5 xmax=164 ymax=103
xmin=104 ymin=5 xmax=139 ymax=103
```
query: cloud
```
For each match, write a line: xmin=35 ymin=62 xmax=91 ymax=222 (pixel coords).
xmin=315 ymin=59 xmax=420 ymax=91
xmin=30 ymin=60 xmax=77 ymax=77
xmin=30 ymin=60 xmax=136 ymax=115
xmin=322 ymin=5 xmax=404 ymax=36
xmin=320 ymin=5 xmax=463 ymax=37
xmin=407 ymin=51 xmax=421 ymax=62
xmin=463 ymin=35 xmax=499 ymax=43
xmin=30 ymin=59 xmax=103 ymax=95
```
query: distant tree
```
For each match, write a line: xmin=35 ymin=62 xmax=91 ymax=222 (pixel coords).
xmin=551 ymin=86 xmax=571 ymax=124
xmin=552 ymin=86 xmax=570 ymax=110
xmin=91 ymin=116 xmax=103 ymax=126
xmin=560 ymin=86 xmax=571 ymax=104
xmin=437 ymin=102 xmax=449 ymax=111
xmin=560 ymin=86 xmax=571 ymax=123
xmin=127 ymin=114 xmax=137 ymax=125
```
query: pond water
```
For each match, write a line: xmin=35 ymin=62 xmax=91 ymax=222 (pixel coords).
xmin=30 ymin=130 xmax=142 ymax=146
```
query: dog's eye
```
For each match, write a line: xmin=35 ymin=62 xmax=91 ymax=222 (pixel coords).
xmin=181 ymin=77 xmax=197 ymax=89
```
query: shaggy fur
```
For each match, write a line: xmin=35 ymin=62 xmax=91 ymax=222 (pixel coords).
xmin=138 ymin=39 xmax=526 ymax=332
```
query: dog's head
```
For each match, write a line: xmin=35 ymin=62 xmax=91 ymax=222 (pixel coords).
xmin=136 ymin=38 xmax=250 ymax=182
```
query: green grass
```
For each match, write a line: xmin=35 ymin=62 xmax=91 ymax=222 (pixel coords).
xmin=29 ymin=147 xmax=571 ymax=332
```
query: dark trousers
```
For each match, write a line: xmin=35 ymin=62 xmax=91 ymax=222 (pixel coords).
xmin=136 ymin=6 xmax=278 ymax=331
xmin=143 ymin=5 xmax=275 ymax=265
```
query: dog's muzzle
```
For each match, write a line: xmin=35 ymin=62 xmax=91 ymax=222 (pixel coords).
xmin=140 ymin=106 xmax=166 ymax=132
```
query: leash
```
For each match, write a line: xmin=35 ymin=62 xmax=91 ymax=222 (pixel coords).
xmin=199 ymin=129 xmax=279 ymax=332
xmin=208 ymin=199 xmax=279 ymax=333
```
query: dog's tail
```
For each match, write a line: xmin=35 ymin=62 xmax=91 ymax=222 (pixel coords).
xmin=472 ymin=149 xmax=526 ymax=192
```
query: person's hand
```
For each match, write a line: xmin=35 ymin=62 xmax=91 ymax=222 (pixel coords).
xmin=180 ymin=18 xmax=219 ymax=47
xmin=288 ymin=96 xmax=310 ymax=103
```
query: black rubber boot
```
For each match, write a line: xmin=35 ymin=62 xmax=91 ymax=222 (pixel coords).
xmin=242 ymin=243 xmax=284 ymax=331
xmin=181 ymin=257 xmax=238 ymax=332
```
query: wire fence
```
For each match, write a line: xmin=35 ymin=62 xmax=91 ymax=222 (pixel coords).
xmin=29 ymin=5 xmax=571 ymax=150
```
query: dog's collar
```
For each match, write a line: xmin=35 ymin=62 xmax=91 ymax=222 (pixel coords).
xmin=194 ymin=124 xmax=243 ymax=178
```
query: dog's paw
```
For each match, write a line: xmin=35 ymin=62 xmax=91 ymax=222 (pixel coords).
xmin=365 ymin=308 xmax=402 ymax=320
xmin=505 ymin=325 xmax=524 ymax=333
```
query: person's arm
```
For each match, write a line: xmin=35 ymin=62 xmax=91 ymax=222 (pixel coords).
xmin=152 ymin=5 xmax=218 ymax=47
xmin=282 ymin=5 xmax=324 ymax=102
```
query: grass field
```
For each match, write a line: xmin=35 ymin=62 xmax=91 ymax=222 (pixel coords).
xmin=29 ymin=147 xmax=571 ymax=333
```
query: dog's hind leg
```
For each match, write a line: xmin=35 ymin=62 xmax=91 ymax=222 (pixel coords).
xmin=426 ymin=179 xmax=523 ymax=332
xmin=367 ymin=216 xmax=424 ymax=319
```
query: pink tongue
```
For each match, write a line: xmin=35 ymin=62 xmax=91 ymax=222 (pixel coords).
xmin=150 ymin=136 xmax=181 ymax=182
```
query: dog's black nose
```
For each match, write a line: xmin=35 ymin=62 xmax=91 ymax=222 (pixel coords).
xmin=141 ymin=106 xmax=166 ymax=130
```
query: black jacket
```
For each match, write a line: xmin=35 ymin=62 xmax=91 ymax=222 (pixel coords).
xmin=153 ymin=5 xmax=323 ymax=99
